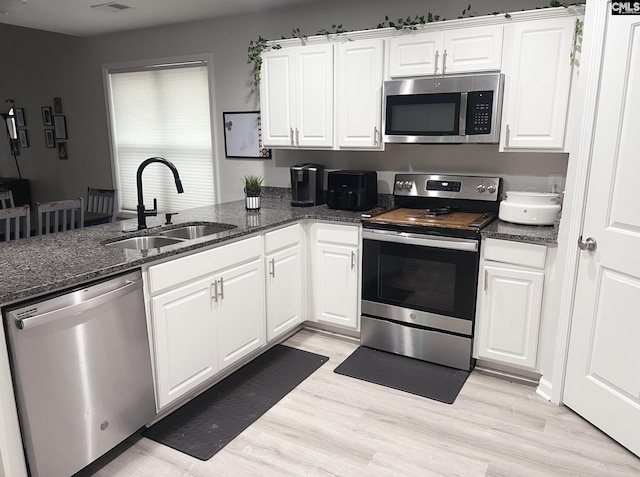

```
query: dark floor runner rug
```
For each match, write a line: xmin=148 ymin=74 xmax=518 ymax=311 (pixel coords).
xmin=334 ymin=346 xmax=469 ymax=404
xmin=143 ymin=344 xmax=328 ymax=460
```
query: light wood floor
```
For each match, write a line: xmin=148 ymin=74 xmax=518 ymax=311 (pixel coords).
xmin=79 ymin=329 xmax=640 ymax=477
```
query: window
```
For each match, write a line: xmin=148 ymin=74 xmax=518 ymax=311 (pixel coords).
xmin=107 ymin=60 xmax=215 ymax=214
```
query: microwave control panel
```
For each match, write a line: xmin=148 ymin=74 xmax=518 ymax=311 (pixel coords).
xmin=466 ymin=91 xmax=494 ymax=135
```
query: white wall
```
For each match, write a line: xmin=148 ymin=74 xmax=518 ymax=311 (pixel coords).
xmin=0 ymin=0 xmax=564 ymax=205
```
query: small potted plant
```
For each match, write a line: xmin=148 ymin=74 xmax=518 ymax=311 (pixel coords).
xmin=243 ymin=175 xmax=263 ymax=210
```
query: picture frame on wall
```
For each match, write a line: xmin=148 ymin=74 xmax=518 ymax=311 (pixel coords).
xmin=18 ymin=129 xmax=29 ymax=148
xmin=53 ymin=115 xmax=68 ymax=139
xmin=222 ymin=111 xmax=271 ymax=159
xmin=44 ymin=129 xmax=55 ymax=148
xmin=15 ymin=108 xmax=26 ymax=127
xmin=42 ymin=107 xmax=52 ymax=126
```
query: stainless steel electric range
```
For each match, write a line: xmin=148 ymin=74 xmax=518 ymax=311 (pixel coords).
xmin=360 ymin=173 xmax=502 ymax=371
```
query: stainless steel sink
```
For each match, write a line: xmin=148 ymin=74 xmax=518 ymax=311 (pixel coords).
xmin=160 ymin=224 xmax=236 ymax=240
xmin=105 ymin=235 xmax=185 ymax=250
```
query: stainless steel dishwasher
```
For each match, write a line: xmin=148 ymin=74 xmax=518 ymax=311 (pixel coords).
xmin=4 ymin=269 xmax=156 ymax=477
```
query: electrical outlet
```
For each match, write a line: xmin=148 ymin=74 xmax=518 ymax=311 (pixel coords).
xmin=548 ymin=175 xmax=564 ymax=193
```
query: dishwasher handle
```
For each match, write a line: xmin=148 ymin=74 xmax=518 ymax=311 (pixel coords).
xmin=16 ymin=278 xmax=143 ymax=330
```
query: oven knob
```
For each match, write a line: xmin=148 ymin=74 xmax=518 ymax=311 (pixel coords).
xmin=477 ymin=184 xmax=486 ymax=193
xmin=395 ymin=180 xmax=403 ymax=190
xmin=487 ymin=184 xmax=497 ymax=194
xmin=404 ymin=181 xmax=413 ymax=190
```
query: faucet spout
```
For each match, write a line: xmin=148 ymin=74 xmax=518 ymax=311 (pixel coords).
xmin=136 ymin=157 xmax=184 ymax=230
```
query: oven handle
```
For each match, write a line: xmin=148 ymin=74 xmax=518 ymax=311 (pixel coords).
xmin=362 ymin=229 xmax=478 ymax=252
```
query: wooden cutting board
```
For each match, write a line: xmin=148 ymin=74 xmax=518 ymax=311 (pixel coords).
xmin=366 ymin=208 xmax=488 ymax=230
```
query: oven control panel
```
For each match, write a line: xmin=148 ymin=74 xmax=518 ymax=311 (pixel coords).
xmin=394 ymin=174 xmax=501 ymax=201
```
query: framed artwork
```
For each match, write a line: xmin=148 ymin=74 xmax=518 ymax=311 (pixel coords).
xmin=44 ymin=129 xmax=55 ymax=148
xmin=54 ymin=115 xmax=68 ymax=139
xmin=42 ymin=107 xmax=52 ymax=126
xmin=53 ymin=97 xmax=63 ymax=114
xmin=222 ymin=111 xmax=271 ymax=159
xmin=15 ymin=108 xmax=26 ymax=127
xmin=18 ymin=129 xmax=29 ymax=148
xmin=58 ymin=142 xmax=68 ymax=160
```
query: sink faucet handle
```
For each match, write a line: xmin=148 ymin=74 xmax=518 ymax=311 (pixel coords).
xmin=165 ymin=212 xmax=179 ymax=225
xmin=146 ymin=198 xmax=158 ymax=216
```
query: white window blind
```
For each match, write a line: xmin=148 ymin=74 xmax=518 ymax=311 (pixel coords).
xmin=108 ymin=64 xmax=215 ymax=214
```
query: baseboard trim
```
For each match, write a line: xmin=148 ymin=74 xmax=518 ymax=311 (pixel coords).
xmin=536 ymin=377 xmax=553 ymax=402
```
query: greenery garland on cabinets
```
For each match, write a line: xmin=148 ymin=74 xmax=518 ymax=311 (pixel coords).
xmin=247 ymin=1 xmax=585 ymax=90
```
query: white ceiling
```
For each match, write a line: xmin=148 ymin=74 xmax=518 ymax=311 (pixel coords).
xmin=0 ymin=0 xmax=318 ymax=37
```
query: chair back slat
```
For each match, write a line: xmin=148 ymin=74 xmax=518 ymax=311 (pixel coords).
xmin=0 ymin=205 xmax=30 ymax=241
xmin=0 ymin=190 xmax=15 ymax=209
xmin=36 ymin=198 xmax=84 ymax=235
xmin=86 ymin=188 xmax=117 ymax=226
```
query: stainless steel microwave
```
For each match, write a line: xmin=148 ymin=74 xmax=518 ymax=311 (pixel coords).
xmin=383 ymin=72 xmax=504 ymax=144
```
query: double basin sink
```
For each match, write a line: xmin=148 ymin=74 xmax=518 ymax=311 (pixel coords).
xmin=105 ymin=223 xmax=237 ymax=251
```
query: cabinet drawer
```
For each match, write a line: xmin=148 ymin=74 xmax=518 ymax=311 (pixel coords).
xmin=148 ymin=236 xmax=262 ymax=294
xmin=314 ymin=222 xmax=359 ymax=246
xmin=264 ymin=223 xmax=301 ymax=253
xmin=484 ymin=238 xmax=546 ymax=269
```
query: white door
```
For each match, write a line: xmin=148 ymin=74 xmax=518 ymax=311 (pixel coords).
xmin=337 ymin=39 xmax=384 ymax=149
xmin=314 ymin=243 xmax=358 ymax=329
xmin=217 ymin=258 xmax=266 ymax=370
xmin=260 ymin=49 xmax=295 ymax=147
xmin=564 ymin=14 xmax=640 ymax=457
xmin=442 ymin=25 xmax=503 ymax=74
xmin=388 ymin=31 xmax=441 ymax=77
xmin=296 ymin=43 xmax=334 ymax=148
xmin=266 ymin=245 xmax=303 ymax=341
xmin=151 ymin=276 xmax=217 ymax=409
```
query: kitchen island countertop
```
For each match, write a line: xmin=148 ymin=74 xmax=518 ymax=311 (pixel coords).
xmin=0 ymin=197 xmax=559 ymax=305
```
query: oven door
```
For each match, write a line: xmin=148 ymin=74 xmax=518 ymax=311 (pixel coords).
xmin=361 ymin=229 xmax=480 ymax=326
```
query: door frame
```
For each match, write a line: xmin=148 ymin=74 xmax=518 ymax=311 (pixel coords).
xmin=551 ymin=0 xmax=609 ymax=405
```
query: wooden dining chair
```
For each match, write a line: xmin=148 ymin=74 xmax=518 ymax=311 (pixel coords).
xmin=36 ymin=198 xmax=84 ymax=235
xmin=0 ymin=205 xmax=30 ymax=241
xmin=85 ymin=188 xmax=116 ymax=226
xmin=0 ymin=190 xmax=15 ymax=209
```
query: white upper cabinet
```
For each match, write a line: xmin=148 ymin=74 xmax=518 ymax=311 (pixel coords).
xmin=387 ymin=25 xmax=503 ymax=77
xmin=261 ymin=44 xmax=334 ymax=148
xmin=499 ymin=16 xmax=577 ymax=152
xmin=337 ymin=39 xmax=385 ymax=149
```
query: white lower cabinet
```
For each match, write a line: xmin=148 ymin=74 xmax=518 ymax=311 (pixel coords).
xmin=265 ymin=224 xmax=304 ymax=341
xmin=474 ymin=238 xmax=547 ymax=371
xmin=148 ymin=235 xmax=265 ymax=409
xmin=309 ymin=223 xmax=360 ymax=330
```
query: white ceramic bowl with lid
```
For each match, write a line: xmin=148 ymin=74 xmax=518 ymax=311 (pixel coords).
xmin=498 ymin=190 xmax=561 ymax=225
xmin=503 ymin=190 xmax=560 ymax=205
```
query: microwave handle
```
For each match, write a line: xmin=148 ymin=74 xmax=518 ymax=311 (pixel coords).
xmin=459 ymin=92 xmax=468 ymax=136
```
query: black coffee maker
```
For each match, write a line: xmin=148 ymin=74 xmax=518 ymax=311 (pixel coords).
xmin=290 ymin=163 xmax=324 ymax=207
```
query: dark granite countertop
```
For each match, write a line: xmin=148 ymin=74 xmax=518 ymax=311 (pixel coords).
xmin=481 ymin=219 xmax=559 ymax=245
xmin=0 ymin=196 xmax=559 ymax=305
xmin=0 ymin=198 xmax=363 ymax=305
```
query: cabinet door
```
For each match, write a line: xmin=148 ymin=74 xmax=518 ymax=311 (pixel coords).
xmin=266 ymin=244 xmax=303 ymax=341
xmin=337 ymin=39 xmax=384 ymax=149
xmin=476 ymin=264 xmax=544 ymax=370
xmin=296 ymin=43 xmax=334 ymax=147
xmin=388 ymin=31 xmax=441 ymax=77
xmin=152 ymin=276 xmax=217 ymax=409
xmin=260 ymin=49 xmax=295 ymax=147
xmin=499 ymin=17 xmax=576 ymax=151
xmin=217 ymin=258 xmax=266 ymax=370
xmin=442 ymin=25 xmax=503 ymax=74
xmin=314 ymin=243 xmax=359 ymax=329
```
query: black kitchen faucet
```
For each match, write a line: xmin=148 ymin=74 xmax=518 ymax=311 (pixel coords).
xmin=136 ymin=157 xmax=184 ymax=230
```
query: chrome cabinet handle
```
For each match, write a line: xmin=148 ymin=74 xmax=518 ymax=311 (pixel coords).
xmin=212 ymin=280 xmax=218 ymax=303
xmin=218 ymin=277 xmax=224 ymax=300
xmin=295 ymin=128 xmax=300 ymax=146
xmin=434 ymin=50 xmax=439 ymax=74
xmin=350 ymin=251 xmax=356 ymax=270
xmin=484 ymin=269 xmax=488 ymax=291
xmin=578 ymin=236 xmax=597 ymax=252
xmin=269 ymin=258 xmax=275 ymax=278
xmin=374 ymin=126 xmax=379 ymax=146
xmin=505 ymin=124 xmax=510 ymax=147
xmin=442 ymin=49 xmax=447 ymax=74
xmin=290 ymin=127 xmax=295 ymax=146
